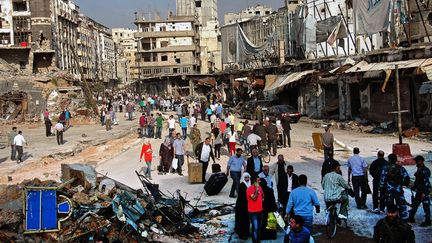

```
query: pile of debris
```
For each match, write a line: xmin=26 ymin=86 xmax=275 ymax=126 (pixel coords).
xmin=0 ymin=164 xmax=233 ymax=242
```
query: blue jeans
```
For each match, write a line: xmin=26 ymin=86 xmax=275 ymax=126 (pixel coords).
xmin=175 ymin=154 xmax=184 ymax=175
xmin=249 ymin=212 xmax=263 ymax=243
xmin=243 ymin=138 xmax=250 ymax=153
xmin=301 ymin=215 xmax=313 ymax=232
xmin=181 ymin=127 xmax=187 ymax=139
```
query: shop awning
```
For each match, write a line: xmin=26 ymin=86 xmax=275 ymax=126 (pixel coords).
xmin=345 ymin=59 xmax=430 ymax=73
xmin=276 ymin=70 xmax=316 ymax=93
xmin=196 ymin=78 xmax=216 ymax=87
xmin=264 ymin=74 xmax=288 ymax=91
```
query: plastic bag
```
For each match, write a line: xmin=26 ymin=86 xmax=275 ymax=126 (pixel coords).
xmin=172 ymin=158 xmax=178 ymax=170
xmin=274 ymin=212 xmax=285 ymax=228
xmin=266 ymin=212 xmax=277 ymax=230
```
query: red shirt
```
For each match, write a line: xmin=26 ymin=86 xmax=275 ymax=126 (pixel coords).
xmin=220 ymin=121 xmax=227 ymax=134
xmin=140 ymin=144 xmax=152 ymax=162
xmin=246 ymin=185 xmax=263 ymax=213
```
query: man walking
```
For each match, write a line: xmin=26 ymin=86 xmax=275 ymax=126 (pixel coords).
xmin=280 ymin=115 xmax=291 ymax=148
xmin=247 ymin=131 xmax=261 ymax=152
xmin=155 ymin=113 xmax=164 ymax=139
xmin=54 ymin=120 xmax=64 ymax=145
xmin=380 ymin=153 xmax=411 ymax=220
xmin=180 ymin=115 xmax=189 ymax=140
xmin=247 ymin=177 xmax=264 ymax=243
xmin=13 ymin=130 xmax=27 ymax=163
xmin=285 ymin=174 xmax=320 ymax=232
xmin=270 ymin=154 xmax=288 ymax=204
xmin=408 ymin=155 xmax=431 ymax=226
xmin=321 ymin=150 xmax=340 ymax=181
xmin=258 ymin=165 xmax=273 ymax=188
xmin=279 ymin=165 xmax=299 ymax=217
xmin=167 ymin=115 xmax=176 ymax=137
xmin=369 ymin=151 xmax=388 ymax=213
xmin=322 ymin=126 xmax=334 ymax=161
xmin=226 ymin=148 xmax=246 ymax=198
xmin=139 ymin=113 xmax=147 ymax=138
xmin=173 ymin=133 xmax=186 ymax=175
xmin=194 ymin=137 xmax=216 ymax=183
xmin=246 ymin=148 xmax=263 ymax=181
xmin=8 ymin=127 xmax=17 ymax=160
xmin=347 ymin=147 xmax=368 ymax=209
xmin=265 ymin=121 xmax=278 ymax=156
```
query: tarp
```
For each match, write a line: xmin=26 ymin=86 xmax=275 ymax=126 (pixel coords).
xmin=353 ymin=0 xmax=392 ymax=35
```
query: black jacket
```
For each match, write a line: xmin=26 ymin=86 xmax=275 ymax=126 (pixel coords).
xmin=321 ymin=158 xmax=340 ymax=180
xmin=374 ymin=217 xmax=415 ymax=243
xmin=279 ymin=173 xmax=300 ymax=192
xmin=246 ymin=156 xmax=263 ymax=180
xmin=369 ymin=158 xmax=388 ymax=180
xmin=281 ymin=117 xmax=291 ymax=131
xmin=194 ymin=142 xmax=215 ymax=163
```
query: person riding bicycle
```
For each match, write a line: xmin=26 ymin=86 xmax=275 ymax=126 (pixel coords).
xmin=322 ymin=162 xmax=351 ymax=220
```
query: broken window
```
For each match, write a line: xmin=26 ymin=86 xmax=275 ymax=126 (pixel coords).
xmin=13 ymin=1 xmax=27 ymax=11
xmin=175 ymin=58 xmax=181 ymax=64
xmin=195 ymin=1 xmax=202 ymax=7
xmin=255 ymin=11 xmax=261 ymax=15
xmin=160 ymin=41 xmax=169 ymax=47
xmin=142 ymin=53 xmax=151 ymax=62
xmin=161 ymin=55 xmax=168 ymax=61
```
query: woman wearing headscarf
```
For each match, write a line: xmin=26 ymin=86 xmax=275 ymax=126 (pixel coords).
xmin=235 ymin=172 xmax=251 ymax=240
xmin=159 ymin=138 xmax=174 ymax=173
xmin=139 ymin=139 xmax=153 ymax=179
xmin=260 ymin=179 xmax=278 ymax=240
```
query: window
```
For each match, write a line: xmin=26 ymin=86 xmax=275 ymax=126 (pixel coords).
xmin=195 ymin=0 xmax=201 ymax=7
xmin=13 ymin=2 xmax=27 ymax=11
xmin=173 ymin=68 xmax=179 ymax=73
xmin=255 ymin=11 xmax=261 ymax=15
xmin=175 ymin=58 xmax=181 ymax=64
xmin=161 ymin=55 xmax=168 ymax=61
xmin=265 ymin=11 xmax=270 ymax=15
xmin=160 ymin=41 xmax=169 ymax=47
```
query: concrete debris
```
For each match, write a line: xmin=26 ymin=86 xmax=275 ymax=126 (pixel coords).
xmin=0 ymin=165 xmax=231 ymax=242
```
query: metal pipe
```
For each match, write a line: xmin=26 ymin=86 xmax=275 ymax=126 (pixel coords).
xmin=395 ymin=64 xmax=403 ymax=144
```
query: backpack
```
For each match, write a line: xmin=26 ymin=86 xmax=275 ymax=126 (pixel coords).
xmin=387 ymin=164 xmax=403 ymax=185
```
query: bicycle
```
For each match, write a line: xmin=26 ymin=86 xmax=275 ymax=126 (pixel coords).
xmin=325 ymin=202 xmax=348 ymax=238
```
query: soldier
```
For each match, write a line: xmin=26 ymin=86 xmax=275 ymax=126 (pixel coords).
xmin=374 ymin=204 xmax=415 ymax=243
xmin=255 ymin=105 xmax=263 ymax=122
xmin=380 ymin=153 xmax=411 ymax=221
xmin=265 ymin=121 xmax=278 ymax=156
xmin=190 ymin=124 xmax=201 ymax=154
xmin=408 ymin=155 xmax=431 ymax=227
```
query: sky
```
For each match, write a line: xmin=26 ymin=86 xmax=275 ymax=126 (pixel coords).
xmin=74 ymin=0 xmax=283 ymax=29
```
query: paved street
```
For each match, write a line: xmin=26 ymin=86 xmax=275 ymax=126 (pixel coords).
xmin=96 ymin=115 xmax=432 ymax=242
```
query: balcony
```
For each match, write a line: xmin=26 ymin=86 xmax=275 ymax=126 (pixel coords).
xmin=137 ymin=45 xmax=197 ymax=53
xmin=134 ymin=30 xmax=196 ymax=39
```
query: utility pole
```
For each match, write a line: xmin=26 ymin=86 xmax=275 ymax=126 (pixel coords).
xmin=388 ymin=65 xmax=408 ymax=144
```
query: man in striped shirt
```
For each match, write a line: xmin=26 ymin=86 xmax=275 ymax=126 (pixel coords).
xmin=322 ymin=162 xmax=351 ymax=219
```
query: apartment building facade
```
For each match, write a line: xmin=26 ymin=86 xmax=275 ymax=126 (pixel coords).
xmin=134 ymin=16 xmax=200 ymax=78
xmin=112 ymin=28 xmax=137 ymax=84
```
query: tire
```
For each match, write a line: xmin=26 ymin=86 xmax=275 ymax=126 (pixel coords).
xmin=326 ymin=211 xmax=337 ymax=238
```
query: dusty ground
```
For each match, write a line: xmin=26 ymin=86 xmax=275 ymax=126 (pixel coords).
xmin=0 ymin=114 xmax=140 ymax=184
xmin=1 ymin=110 xmax=431 ymax=242
xmin=96 ymin=114 xmax=432 ymax=242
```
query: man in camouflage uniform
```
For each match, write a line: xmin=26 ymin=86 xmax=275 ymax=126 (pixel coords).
xmin=190 ymin=124 xmax=201 ymax=154
xmin=408 ymin=155 xmax=431 ymax=227
xmin=380 ymin=153 xmax=411 ymax=220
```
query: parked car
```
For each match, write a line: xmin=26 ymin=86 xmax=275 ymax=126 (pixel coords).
xmin=238 ymin=100 xmax=275 ymax=119
xmin=266 ymin=105 xmax=301 ymax=123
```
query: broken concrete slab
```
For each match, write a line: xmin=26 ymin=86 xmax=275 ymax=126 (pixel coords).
xmin=61 ymin=164 xmax=97 ymax=190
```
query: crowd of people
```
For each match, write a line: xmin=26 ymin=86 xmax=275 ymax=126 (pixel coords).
xmin=126 ymin=92 xmax=431 ymax=242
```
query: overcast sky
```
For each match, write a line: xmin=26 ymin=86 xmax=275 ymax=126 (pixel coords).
xmin=74 ymin=0 xmax=283 ymax=28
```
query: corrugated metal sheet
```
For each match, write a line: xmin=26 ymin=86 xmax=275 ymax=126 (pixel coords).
xmin=264 ymin=74 xmax=289 ymax=91
xmin=277 ymin=70 xmax=316 ymax=88
xmin=345 ymin=59 xmax=430 ymax=73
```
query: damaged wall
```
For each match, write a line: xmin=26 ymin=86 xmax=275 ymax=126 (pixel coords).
xmin=0 ymin=78 xmax=45 ymax=120
xmin=298 ymin=83 xmax=323 ymax=118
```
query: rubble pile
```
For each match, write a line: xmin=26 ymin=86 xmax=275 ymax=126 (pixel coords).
xmin=0 ymin=164 xmax=232 ymax=242
xmin=0 ymin=164 xmax=204 ymax=242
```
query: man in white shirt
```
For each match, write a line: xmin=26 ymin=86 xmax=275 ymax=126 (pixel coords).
xmin=190 ymin=115 xmax=196 ymax=128
xmin=54 ymin=121 xmax=64 ymax=145
xmin=13 ymin=131 xmax=27 ymax=163
xmin=167 ymin=115 xmax=176 ymax=137
xmin=194 ymin=137 xmax=216 ymax=183
xmin=247 ymin=132 xmax=261 ymax=151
